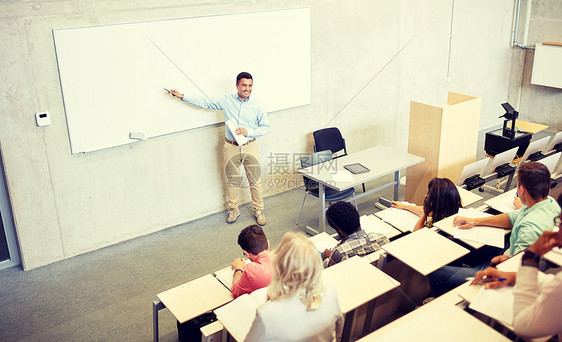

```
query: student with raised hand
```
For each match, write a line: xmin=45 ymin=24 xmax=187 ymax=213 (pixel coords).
xmin=430 ymin=162 xmax=561 ymax=296
xmin=231 ymin=225 xmax=273 ymax=299
xmin=322 ymin=201 xmax=389 ymax=267
xmin=245 ymin=231 xmax=344 ymax=342
xmin=391 ymin=177 xmax=462 ymax=231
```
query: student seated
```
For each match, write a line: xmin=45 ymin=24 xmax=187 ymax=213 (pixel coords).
xmin=230 ymin=225 xmax=273 ymax=298
xmin=471 ymin=194 xmax=562 ymax=340
xmin=245 ymin=231 xmax=344 ymax=342
xmin=391 ymin=177 xmax=462 ymax=231
xmin=321 ymin=201 xmax=389 ymax=267
xmin=429 ymin=162 xmax=561 ymax=296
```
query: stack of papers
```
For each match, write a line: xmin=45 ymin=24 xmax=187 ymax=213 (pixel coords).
xmin=375 ymin=207 xmax=419 ymax=232
xmin=451 ymin=208 xmax=504 ymax=248
xmin=360 ymin=214 xmax=394 ymax=236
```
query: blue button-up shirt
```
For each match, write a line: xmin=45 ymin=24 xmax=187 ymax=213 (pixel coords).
xmin=181 ymin=93 xmax=270 ymax=141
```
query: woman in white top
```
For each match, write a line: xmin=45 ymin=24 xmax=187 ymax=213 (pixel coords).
xmin=245 ymin=231 xmax=344 ymax=342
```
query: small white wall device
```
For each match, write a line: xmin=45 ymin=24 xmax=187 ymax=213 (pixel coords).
xmin=35 ymin=111 xmax=51 ymax=127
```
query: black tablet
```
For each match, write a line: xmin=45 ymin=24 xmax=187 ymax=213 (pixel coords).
xmin=343 ymin=163 xmax=370 ymax=174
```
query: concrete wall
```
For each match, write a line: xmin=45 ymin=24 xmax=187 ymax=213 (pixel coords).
xmin=508 ymin=0 xmax=562 ymax=130
xmin=0 ymin=0 xmax=539 ymax=269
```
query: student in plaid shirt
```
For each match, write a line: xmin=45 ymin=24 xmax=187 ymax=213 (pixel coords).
xmin=321 ymin=201 xmax=390 ymax=267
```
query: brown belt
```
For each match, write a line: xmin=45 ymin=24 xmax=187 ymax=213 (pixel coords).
xmin=225 ymin=138 xmax=255 ymax=147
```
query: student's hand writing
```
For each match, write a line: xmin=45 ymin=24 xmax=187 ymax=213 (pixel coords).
xmin=490 ymin=254 xmax=509 ymax=267
xmin=513 ymin=196 xmax=523 ymax=209
xmin=453 ymin=216 xmax=476 ymax=229
xmin=527 ymin=231 xmax=561 ymax=256
xmin=471 ymin=267 xmax=515 ymax=289
xmin=231 ymin=258 xmax=245 ymax=270
xmin=321 ymin=249 xmax=332 ymax=259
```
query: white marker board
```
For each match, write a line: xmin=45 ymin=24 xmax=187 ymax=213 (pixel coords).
xmin=53 ymin=8 xmax=311 ymax=154
xmin=531 ymin=42 xmax=562 ymax=89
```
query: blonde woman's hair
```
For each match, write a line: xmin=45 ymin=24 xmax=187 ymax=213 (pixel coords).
xmin=267 ymin=231 xmax=325 ymax=311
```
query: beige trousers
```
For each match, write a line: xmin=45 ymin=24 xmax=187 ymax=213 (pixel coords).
xmin=223 ymin=140 xmax=264 ymax=213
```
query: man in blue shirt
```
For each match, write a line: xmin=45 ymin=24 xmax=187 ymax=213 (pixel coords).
xmin=429 ymin=161 xmax=560 ymax=296
xmin=170 ymin=72 xmax=270 ymax=225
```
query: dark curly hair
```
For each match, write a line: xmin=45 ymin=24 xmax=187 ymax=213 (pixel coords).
xmin=326 ymin=201 xmax=360 ymax=235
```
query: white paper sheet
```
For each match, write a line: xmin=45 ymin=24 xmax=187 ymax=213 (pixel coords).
xmin=330 ymin=170 xmax=354 ymax=182
xmin=485 ymin=189 xmax=518 ymax=213
xmin=214 ymin=259 xmax=251 ymax=290
xmin=225 ymin=119 xmax=248 ymax=146
xmin=309 ymin=232 xmax=339 ymax=252
xmin=214 ymin=287 xmax=268 ymax=341
xmin=375 ymin=207 xmax=419 ymax=232
xmin=360 ymin=215 xmax=393 ymax=235
xmin=469 ymin=286 xmax=514 ymax=325
xmin=453 ymin=226 xmax=505 ymax=248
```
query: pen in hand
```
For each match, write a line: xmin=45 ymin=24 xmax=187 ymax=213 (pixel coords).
xmin=468 ymin=276 xmax=507 ymax=285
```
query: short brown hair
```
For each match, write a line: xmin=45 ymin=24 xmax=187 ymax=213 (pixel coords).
xmin=517 ymin=162 xmax=551 ymax=200
xmin=237 ymin=225 xmax=268 ymax=255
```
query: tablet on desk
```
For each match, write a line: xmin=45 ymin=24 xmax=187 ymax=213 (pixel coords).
xmin=344 ymin=163 xmax=370 ymax=174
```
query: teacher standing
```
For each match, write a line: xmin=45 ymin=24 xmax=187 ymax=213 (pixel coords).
xmin=170 ymin=72 xmax=270 ymax=226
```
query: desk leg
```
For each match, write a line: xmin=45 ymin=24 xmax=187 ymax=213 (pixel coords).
xmin=320 ymin=184 xmax=326 ymax=233
xmin=153 ymin=300 xmax=165 ymax=342
xmin=504 ymin=172 xmax=515 ymax=191
xmin=342 ymin=310 xmax=355 ymax=342
xmin=394 ymin=170 xmax=400 ymax=200
xmin=362 ymin=299 xmax=377 ymax=336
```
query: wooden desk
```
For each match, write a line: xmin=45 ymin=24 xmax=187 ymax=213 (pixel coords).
xmin=381 ymin=228 xmax=469 ymax=276
xmin=433 ymin=214 xmax=485 ymax=249
xmin=515 ymin=120 xmax=549 ymax=134
xmin=358 ymin=282 xmax=511 ymax=342
xmin=457 ymin=186 xmax=484 ymax=207
xmin=153 ymin=274 xmax=233 ymax=342
xmin=298 ymin=145 xmax=424 ymax=232
xmin=484 ymin=188 xmax=518 ymax=213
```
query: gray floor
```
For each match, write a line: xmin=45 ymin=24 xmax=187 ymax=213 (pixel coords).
xmin=0 ymin=125 xmax=556 ymax=342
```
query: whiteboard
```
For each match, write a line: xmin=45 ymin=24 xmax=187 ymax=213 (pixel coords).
xmin=531 ymin=43 xmax=562 ymax=89
xmin=53 ymin=8 xmax=311 ymax=154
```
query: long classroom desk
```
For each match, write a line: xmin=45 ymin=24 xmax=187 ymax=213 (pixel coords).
xmin=153 ymin=274 xmax=233 ymax=342
xmin=380 ymin=228 xmax=470 ymax=276
xmin=357 ymin=281 xmax=511 ymax=342
xmin=298 ymin=145 xmax=424 ymax=233
xmin=215 ymin=256 xmax=400 ymax=342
